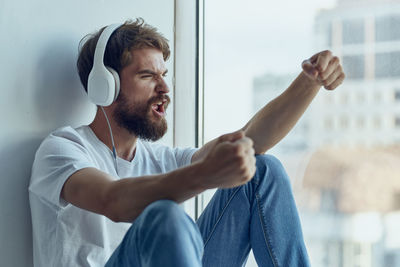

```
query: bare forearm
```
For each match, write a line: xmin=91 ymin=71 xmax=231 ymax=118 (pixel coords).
xmin=243 ymin=71 xmax=320 ymax=154
xmin=105 ymin=161 xmax=205 ymax=222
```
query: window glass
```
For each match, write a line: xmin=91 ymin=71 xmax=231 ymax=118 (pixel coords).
xmin=204 ymin=0 xmax=400 ymax=266
xmin=375 ymin=52 xmax=400 ymax=78
xmin=343 ymin=55 xmax=365 ymax=79
xmin=342 ymin=19 xmax=365 ymax=44
xmin=395 ymin=89 xmax=400 ymax=101
xmin=376 ymin=15 xmax=400 ymax=42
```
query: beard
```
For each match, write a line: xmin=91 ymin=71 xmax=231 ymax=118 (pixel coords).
xmin=113 ymin=91 xmax=169 ymax=142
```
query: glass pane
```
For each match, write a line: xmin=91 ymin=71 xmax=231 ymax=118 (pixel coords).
xmin=204 ymin=0 xmax=400 ymax=266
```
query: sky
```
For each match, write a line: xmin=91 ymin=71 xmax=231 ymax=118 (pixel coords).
xmin=203 ymin=0 xmax=337 ymax=141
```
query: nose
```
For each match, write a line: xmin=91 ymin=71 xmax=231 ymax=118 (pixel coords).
xmin=156 ymin=77 xmax=170 ymax=95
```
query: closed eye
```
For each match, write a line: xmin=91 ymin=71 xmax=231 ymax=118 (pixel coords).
xmin=137 ymin=69 xmax=168 ymax=79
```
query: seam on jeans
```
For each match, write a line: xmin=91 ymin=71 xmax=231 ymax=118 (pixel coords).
xmin=256 ymin=192 xmax=279 ymax=267
xmin=202 ymin=186 xmax=242 ymax=248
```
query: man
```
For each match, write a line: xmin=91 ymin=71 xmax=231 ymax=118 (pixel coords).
xmin=29 ymin=18 xmax=345 ymax=267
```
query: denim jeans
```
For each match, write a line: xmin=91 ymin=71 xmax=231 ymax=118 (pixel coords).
xmin=105 ymin=155 xmax=310 ymax=267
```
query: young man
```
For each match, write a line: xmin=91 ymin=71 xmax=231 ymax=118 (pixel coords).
xmin=29 ymin=18 xmax=345 ymax=267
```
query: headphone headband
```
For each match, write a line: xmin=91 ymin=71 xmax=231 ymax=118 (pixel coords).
xmin=92 ymin=23 xmax=122 ymax=68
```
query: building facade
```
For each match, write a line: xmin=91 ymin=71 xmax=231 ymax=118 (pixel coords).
xmin=252 ymin=1 xmax=400 ymax=266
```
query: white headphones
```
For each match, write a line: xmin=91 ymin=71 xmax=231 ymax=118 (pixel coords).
xmin=87 ymin=23 xmax=123 ymax=106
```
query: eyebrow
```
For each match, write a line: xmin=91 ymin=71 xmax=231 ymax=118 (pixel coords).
xmin=137 ymin=69 xmax=168 ymax=76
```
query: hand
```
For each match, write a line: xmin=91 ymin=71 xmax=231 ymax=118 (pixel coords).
xmin=199 ymin=130 xmax=257 ymax=189
xmin=302 ymin=50 xmax=345 ymax=90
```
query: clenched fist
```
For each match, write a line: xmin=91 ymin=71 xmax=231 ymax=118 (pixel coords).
xmin=302 ymin=50 xmax=345 ymax=90
xmin=199 ymin=130 xmax=256 ymax=189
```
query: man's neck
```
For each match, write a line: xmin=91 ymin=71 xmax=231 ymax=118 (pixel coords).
xmin=89 ymin=108 xmax=137 ymax=162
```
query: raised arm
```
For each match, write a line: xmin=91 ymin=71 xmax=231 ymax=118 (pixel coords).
xmin=192 ymin=50 xmax=345 ymax=160
xmin=62 ymin=131 xmax=256 ymax=223
xmin=242 ymin=50 xmax=345 ymax=154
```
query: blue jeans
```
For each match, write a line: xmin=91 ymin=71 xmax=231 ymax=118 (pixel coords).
xmin=105 ymin=155 xmax=310 ymax=267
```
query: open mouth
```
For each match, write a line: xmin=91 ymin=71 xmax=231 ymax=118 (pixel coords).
xmin=151 ymin=99 xmax=167 ymax=117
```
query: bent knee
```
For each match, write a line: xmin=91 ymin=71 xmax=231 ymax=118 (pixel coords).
xmin=141 ymin=200 xmax=201 ymax=237
xmin=255 ymin=154 xmax=291 ymax=187
xmin=144 ymin=200 xmax=183 ymax=220
xmin=255 ymin=154 xmax=284 ymax=173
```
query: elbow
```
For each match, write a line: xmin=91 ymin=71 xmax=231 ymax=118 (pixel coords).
xmin=101 ymin=184 xmax=139 ymax=223
xmin=101 ymin=185 xmax=123 ymax=223
xmin=104 ymin=208 xmax=121 ymax=223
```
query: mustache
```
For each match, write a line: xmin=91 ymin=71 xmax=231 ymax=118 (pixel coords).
xmin=147 ymin=95 xmax=171 ymax=108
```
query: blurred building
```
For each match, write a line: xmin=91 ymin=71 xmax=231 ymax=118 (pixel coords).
xmin=297 ymin=145 xmax=400 ymax=267
xmin=252 ymin=0 xmax=400 ymax=266
xmin=311 ymin=0 xmax=400 ymax=148
xmin=253 ymin=0 xmax=400 ymax=150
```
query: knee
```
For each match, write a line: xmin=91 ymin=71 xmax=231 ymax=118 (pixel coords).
xmin=142 ymin=200 xmax=185 ymax=225
xmin=140 ymin=200 xmax=201 ymax=237
xmin=255 ymin=154 xmax=285 ymax=174
xmin=138 ymin=200 xmax=203 ymax=248
xmin=255 ymin=154 xmax=291 ymax=188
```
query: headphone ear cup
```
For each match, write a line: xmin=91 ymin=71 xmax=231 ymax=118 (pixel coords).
xmin=87 ymin=66 xmax=116 ymax=106
xmin=106 ymin=67 xmax=120 ymax=102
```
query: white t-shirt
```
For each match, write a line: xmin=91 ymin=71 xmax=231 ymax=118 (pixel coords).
xmin=29 ymin=125 xmax=197 ymax=267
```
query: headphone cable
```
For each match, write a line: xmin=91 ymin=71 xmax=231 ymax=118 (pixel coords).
xmin=100 ymin=106 xmax=119 ymax=175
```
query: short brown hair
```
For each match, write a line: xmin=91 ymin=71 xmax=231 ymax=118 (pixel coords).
xmin=77 ymin=18 xmax=170 ymax=91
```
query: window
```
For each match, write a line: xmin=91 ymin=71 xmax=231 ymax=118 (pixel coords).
xmin=343 ymin=55 xmax=364 ymax=79
xmin=203 ymin=1 xmax=400 ymax=266
xmin=376 ymin=15 xmax=400 ymax=42
xmin=357 ymin=116 xmax=365 ymax=129
xmin=393 ymin=192 xmax=400 ymax=210
xmin=373 ymin=116 xmax=381 ymax=129
xmin=340 ymin=92 xmax=349 ymax=105
xmin=320 ymin=189 xmax=337 ymax=212
xmin=340 ymin=116 xmax=349 ymax=129
xmin=342 ymin=19 xmax=365 ymax=45
xmin=375 ymin=52 xmax=400 ymax=78
xmin=395 ymin=90 xmax=400 ymax=101
xmin=358 ymin=91 xmax=366 ymax=104
xmin=395 ymin=116 xmax=400 ymax=127
xmin=325 ymin=117 xmax=334 ymax=130
xmin=374 ymin=91 xmax=382 ymax=103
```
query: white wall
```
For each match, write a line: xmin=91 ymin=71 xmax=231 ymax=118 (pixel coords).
xmin=0 ymin=1 xmax=174 ymax=266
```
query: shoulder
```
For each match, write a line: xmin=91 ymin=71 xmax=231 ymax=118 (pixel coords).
xmin=44 ymin=125 xmax=84 ymax=143
xmin=35 ymin=125 xmax=90 ymax=158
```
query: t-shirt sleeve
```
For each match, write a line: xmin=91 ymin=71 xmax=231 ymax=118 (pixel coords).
xmin=29 ymin=129 xmax=96 ymax=210
xmin=172 ymin=146 xmax=198 ymax=168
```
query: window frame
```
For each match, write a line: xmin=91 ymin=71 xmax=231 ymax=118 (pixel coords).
xmin=174 ymin=0 xmax=204 ymax=219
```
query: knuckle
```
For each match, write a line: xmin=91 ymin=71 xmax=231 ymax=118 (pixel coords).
xmin=241 ymin=174 xmax=250 ymax=183
xmin=240 ymin=166 xmax=247 ymax=176
xmin=232 ymin=144 xmax=242 ymax=155
xmin=247 ymin=137 xmax=254 ymax=147
xmin=235 ymin=155 xmax=245 ymax=166
xmin=324 ymin=50 xmax=332 ymax=56
xmin=217 ymin=136 xmax=226 ymax=145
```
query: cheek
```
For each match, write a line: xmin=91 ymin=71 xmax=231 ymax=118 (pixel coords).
xmin=122 ymin=81 xmax=153 ymax=101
